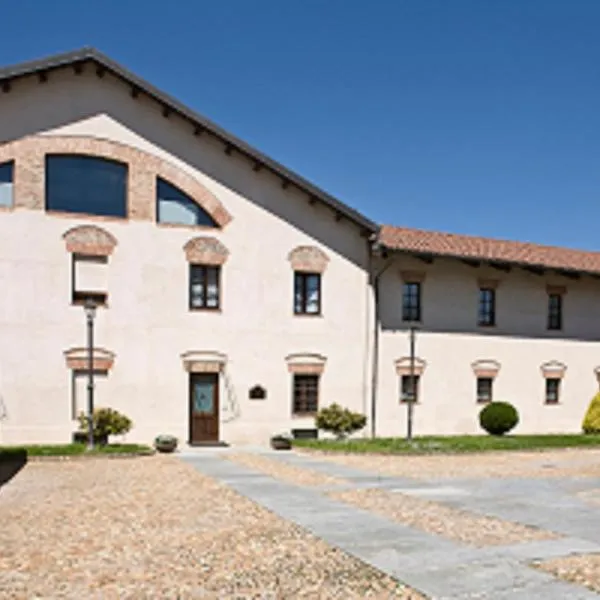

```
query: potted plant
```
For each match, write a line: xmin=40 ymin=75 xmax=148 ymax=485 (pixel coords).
xmin=154 ymin=434 xmax=178 ymax=453
xmin=76 ymin=407 xmax=133 ymax=446
xmin=270 ymin=433 xmax=292 ymax=450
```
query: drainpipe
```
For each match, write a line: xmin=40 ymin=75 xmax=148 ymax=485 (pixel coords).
xmin=369 ymin=244 xmax=393 ymax=438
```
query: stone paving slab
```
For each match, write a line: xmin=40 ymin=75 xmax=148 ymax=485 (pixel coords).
xmin=183 ymin=452 xmax=600 ymax=599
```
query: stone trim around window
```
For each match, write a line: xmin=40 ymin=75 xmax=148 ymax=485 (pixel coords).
xmin=63 ymin=224 xmax=117 ymax=256
xmin=64 ymin=347 xmax=115 ymax=371
xmin=288 ymin=246 xmax=329 ymax=273
xmin=540 ymin=360 xmax=567 ymax=379
xmin=0 ymin=135 xmax=232 ymax=227
xmin=181 ymin=351 xmax=227 ymax=373
xmin=471 ymin=359 xmax=501 ymax=379
xmin=285 ymin=353 xmax=327 ymax=374
xmin=183 ymin=236 xmax=229 ymax=265
xmin=394 ymin=356 xmax=427 ymax=376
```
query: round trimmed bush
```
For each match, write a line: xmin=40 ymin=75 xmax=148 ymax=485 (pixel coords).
xmin=479 ymin=401 xmax=519 ymax=436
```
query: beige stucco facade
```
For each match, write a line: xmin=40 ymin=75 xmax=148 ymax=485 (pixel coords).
xmin=0 ymin=60 xmax=597 ymax=445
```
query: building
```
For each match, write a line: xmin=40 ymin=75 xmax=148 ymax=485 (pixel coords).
xmin=0 ymin=49 xmax=598 ymax=445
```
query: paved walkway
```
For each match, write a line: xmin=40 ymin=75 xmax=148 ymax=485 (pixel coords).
xmin=182 ymin=449 xmax=600 ymax=599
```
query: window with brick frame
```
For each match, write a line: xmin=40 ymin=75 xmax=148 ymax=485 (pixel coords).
xmin=294 ymin=272 xmax=321 ymax=315
xmin=0 ymin=161 xmax=13 ymax=208
xmin=292 ymin=374 xmax=319 ymax=415
xmin=71 ymin=254 xmax=109 ymax=306
xmin=476 ymin=377 xmax=493 ymax=403
xmin=189 ymin=264 xmax=220 ymax=310
xmin=545 ymin=378 xmax=560 ymax=404
xmin=400 ymin=374 xmax=420 ymax=403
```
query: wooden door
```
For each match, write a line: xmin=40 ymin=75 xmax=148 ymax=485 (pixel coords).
xmin=189 ymin=373 xmax=219 ymax=444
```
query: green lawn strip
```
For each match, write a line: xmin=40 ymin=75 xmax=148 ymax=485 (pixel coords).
xmin=0 ymin=443 xmax=153 ymax=457
xmin=292 ymin=434 xmax=600 ymax=455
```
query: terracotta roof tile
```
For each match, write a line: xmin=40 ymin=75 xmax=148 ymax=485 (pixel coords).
xmin=379 ymin=225 xmax=600 ymax=275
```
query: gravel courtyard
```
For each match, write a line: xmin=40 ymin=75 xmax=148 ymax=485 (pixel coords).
xmin=0 ymin=456 xmax=417 ymax=599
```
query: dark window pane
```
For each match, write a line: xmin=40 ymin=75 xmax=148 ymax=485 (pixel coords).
xmin=401 ymin=375 xmax=419 ymax=403
xmin=477 ymin=377 xmax=493 ymax=403
xmin=478 ymin=288 xmax=495 ymax=326
xmin=156 ymin=177 xmax=217 ymax=227
xmin=545 ymin=378 xmax=560 ymax=404
xmin=292 ymin=374 xmax=319 ymax=414
xmin=402 ymin=282 xmax=421 ymax=321
xmin=0 ymin=161 xmax=13 ymax=207
xmin=294 ymin=272 xmax=321 ymax=315
xmin=46 ymin=155 xmax=127 ymax=217
xmin=547 ymin=294 xmax=562 ymax=330
xmin=190 ymin=265 xmax=220 ymax=310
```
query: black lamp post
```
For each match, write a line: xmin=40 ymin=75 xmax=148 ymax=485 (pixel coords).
xmin=84 ymin=298 xmax=97 ymax=450
xmin=407 ymin=324 xmax=417 ymax=442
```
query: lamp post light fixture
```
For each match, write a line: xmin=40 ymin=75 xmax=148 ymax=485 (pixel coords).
xmin=84 ymin=298 xmax=97 ymax=450
xmin=407 ymin=324 xmax=417 ymax=442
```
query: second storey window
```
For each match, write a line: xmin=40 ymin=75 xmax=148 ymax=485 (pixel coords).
xmin=157 ymin=178 xmax=218 ymax=227
xmin=478 ymin=288 xmax=496 ymax=326
xmin=402 ymin=282 xmax=421 ymax=322
xmin=294 ymin=272 xmax=321 ymax=315
xmin=0 ymin=161 xmax=14 ymax=207
xmin=190 ymin=264 xmax=220 ymax=310
xmin=476 ymin=377 xmax=493 ymax=403
xmin=72 ymin=254 xmax=108 ymax=306
xmin=292 ymin=374 xmax=319 ymax=415
xmin=547 ymin=293 xmax=563 ymax=330
xmin=46 ymin=155 xmax=127 ymax=218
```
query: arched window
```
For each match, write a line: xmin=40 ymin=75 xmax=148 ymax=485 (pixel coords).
xmin=157 ymin=177 xmax=217 ymax=227
xmin=46 ymin=155 xmax=128 ymax=218
xmin=0 ymin=161 xmax=14 ymax=208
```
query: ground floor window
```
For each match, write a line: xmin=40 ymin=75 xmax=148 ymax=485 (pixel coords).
xmin=400 ymin=374 xmax=419 ymax=403
xmin=292 ymin=374 xmax=319 ymax=415
xmin=71 ymin=369 xmax=108 ymax=419
xmin=476 ymin=377 xmax=493 ymax=403
xmin=545 ymin=378 xmax=560 ymax=404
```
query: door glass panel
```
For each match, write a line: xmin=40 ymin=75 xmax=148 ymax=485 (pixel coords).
xmin=193 ymin=379 xmax=215 ymax=413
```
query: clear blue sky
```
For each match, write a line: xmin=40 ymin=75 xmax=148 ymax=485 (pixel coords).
xmin=2 ymin=1 xmax=600 ymax=249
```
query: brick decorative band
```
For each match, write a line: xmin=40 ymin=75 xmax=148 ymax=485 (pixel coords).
xmin=63 ymin=224 xmax=117 ymax=256
xmin=0 ymin=135 xmax=232 ymax=227
xmin=64 ymin=347 xmax=115 ymax=371
xmin=183 ymin=236 xmax=229 ymax=265
xmin=394 ymin=357 xmax=426 ymax=376
xmin=287 ymin=363 xmax=325 ymax=375
xmin=288 ymin=246 xmax=329 ymax=273
xmin=471 ymin=360 xmax=500 ymax=378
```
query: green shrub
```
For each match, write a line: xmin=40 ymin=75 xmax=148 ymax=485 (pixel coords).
xmin=583 ymin=393 xmax=600 ymax=434
xmin=315 ymin=404 xmax=367 ymax=439
xmin=479 ymin=401 xmax=519 ymax=436
xmin=78 ymin=407 xmax=132 ymax=441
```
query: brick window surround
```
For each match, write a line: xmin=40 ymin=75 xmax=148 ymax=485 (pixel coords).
xmin=285 ymin=353 xmax=327 ymax=375
xmin=288 ymin=246 xmax=329 ymax=273
xmin=64 ymin=347 xmax=115 ymax=371
xmin=183 ymin=236 xmax=229 ymax=265
xmin=181 ymin=351 xmax=227 ymax=373
xmin=63 ymin=224 xmax=117 ymax=257
xmin=0 ymin=135 xmax=232 ymax=227
xmin=472 ymin=359 xmax=500 ymax=403
xmin=541 ymin=361 xmax=566 ymax=405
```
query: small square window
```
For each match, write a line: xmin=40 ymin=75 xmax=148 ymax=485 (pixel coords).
xmin=545 ymin=378 xmax=560 ymax=404
xmin=477 ymin=377 xmax=493 ymax=403
xmin=294 ymin=272 xmax=321 ymax=315
xmin=190 ymin=264 xmax=221 ymax=310
xmin=547 ymin=294 xmax=563 ymax=331
xmin=402 ymin=282 xmax=421 ymax=322
xmin=400 ymin=374 xmax=420 ymax=403
xmin=478 ymin=288 xmax=496 ymax=326
xmin=292 ymin=374 xmax=319 ymax=415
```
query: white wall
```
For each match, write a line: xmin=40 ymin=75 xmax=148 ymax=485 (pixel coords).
xmin=0 ymin=69 xmax=373 ymax=445
xmin=376 ymin=254 xmax=600 ymax=437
